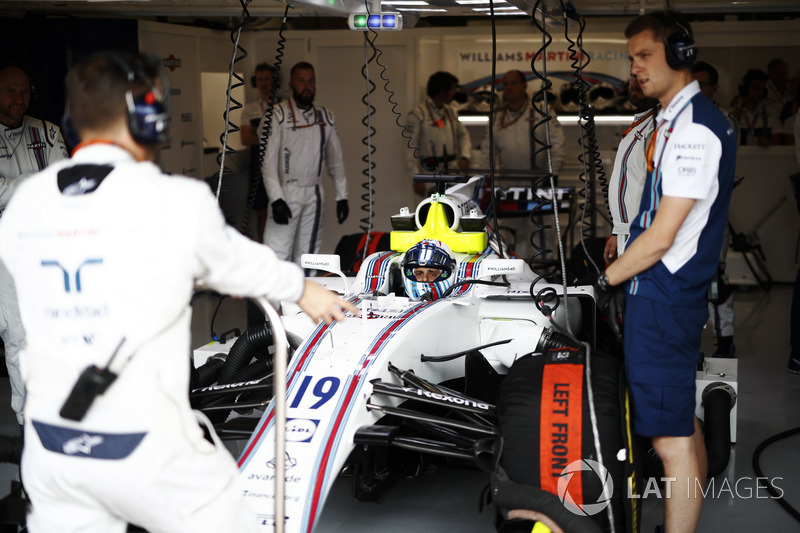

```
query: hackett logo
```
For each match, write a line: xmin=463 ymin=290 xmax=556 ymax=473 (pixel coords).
xmin=674 ymin=143 xmax=704 ymax=150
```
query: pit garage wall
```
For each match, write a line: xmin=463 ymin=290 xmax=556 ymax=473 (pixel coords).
xmin=139 ymin=18 xmax=799 ymax=282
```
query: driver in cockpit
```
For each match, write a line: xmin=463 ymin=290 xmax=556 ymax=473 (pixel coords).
xmin=401 ymin=239 xmax=456 ymax=300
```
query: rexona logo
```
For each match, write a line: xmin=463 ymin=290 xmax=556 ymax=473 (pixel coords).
xmin=557 ymin=459 xmax=613 ymax=516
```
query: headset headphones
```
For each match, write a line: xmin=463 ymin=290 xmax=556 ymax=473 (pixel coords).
xmin=651 ymin=11 xmax=697 ymax=71
xmin=105 ymin=51 xmax=170 ymax=145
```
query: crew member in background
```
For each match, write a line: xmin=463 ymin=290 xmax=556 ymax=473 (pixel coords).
xmin=259 ymin=61 xmax=349 ymax=264
xmin=764 ymin=57 xmax=790 ymax=130
xmin=0 ymin=65 xmax=68 ymax=428
xmin=240 ymin=62 xmax=280 ymax=243
xmin=691 ymin=60 xmax=737 ymax=358
xmin=480 ymin=69 xmax=565 ymax=176
xmin=729 ymin=69 xmax=778 ymax=146
xmin=599 ymin=12 xmax=736 ymax=531
xmin=480 ymin=69 xmax=566 ymax=261
xmin=405 ymin=71 xmax=471 ymax=196
xmin=605 ymin=75 xmax=659 ymax=262
xmin=0 ymin=50 xmax=357 ymax=533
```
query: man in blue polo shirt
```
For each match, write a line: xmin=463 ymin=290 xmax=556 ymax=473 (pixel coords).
xmin=598 ymin=11 xmax=736 ymax=532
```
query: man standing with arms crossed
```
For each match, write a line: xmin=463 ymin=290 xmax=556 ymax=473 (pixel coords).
xmin=0 ymin=65 xmax=68 ymax=428
xmin=597 ymin=11 xmax=736 ymax=532
xmin=259 ymin=61 xmax=349 ymax=264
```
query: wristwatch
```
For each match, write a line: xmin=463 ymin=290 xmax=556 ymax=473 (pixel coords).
xmin=597 ymin=272 xmax=610 ymax=289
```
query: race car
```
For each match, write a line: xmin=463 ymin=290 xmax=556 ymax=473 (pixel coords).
xmin=189 ymin=176 xmax=735 ymax=533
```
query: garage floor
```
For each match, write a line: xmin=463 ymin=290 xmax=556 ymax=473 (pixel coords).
xmin=0 ymin=283 xmax=797 ymax=532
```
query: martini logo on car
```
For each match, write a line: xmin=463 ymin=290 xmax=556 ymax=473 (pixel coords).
xmin=286 ymin=418 xmax=320 ymax=443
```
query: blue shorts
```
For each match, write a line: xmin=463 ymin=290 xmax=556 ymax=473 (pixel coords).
xmin=623 ymin=295 xmax=706 ymax=437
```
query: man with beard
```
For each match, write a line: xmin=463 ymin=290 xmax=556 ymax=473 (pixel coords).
xmin=0 ymin=65 xmax=68 ymax=429
xmin=258 ymin=61 xmax=349 ymax=264
xmin=605 ymin=75 xmax=660 ymax=263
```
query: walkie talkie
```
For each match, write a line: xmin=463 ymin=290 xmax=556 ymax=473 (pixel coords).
xmin=60 ymin=338 xmax=126 ymax=422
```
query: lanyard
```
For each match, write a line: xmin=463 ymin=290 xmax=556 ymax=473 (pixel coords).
xmin=622 ymin=107 xmax=657 ymax=138
xmin=287 ymin=99 xmax=324 ymax=131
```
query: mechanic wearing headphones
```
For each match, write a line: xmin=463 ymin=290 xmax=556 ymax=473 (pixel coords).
xmin=0 ymin=51 xmax=357 ymax=533
xmin=597 ymin=12 xmax=735 ymax=532
xmin=259 ymin=61 xmax=350 ymax=265
xmin=0 ymin=65 xmax=68 ymax=429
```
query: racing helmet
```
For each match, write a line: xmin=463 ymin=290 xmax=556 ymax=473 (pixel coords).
xmin=401 ymin=239 xmax=456 ymax=300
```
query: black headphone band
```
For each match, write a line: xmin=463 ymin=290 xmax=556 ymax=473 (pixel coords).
xmin=101 ymin=51 xmax=169 ymax=145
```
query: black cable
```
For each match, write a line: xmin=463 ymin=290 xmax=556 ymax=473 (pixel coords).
xmin=215 ymin=0 xmax=251 ymax=236
xmin=752 ymin=426 xmax=800 ymax=522
xmin=209 ymin=294 xmax=228 ymax=342
xmin=360 ymin=11 xmax=379 ymax=256
xmin=253 ymin=5 xmax=290 ymax=234
xmin=560 ymin=1 xmax=604 ymax=277
xmin=527 ymin=0 xmax=556 ymax=289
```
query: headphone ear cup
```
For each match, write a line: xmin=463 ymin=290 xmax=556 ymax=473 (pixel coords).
xmin=665 ymin=32 xmax=697 ymax=70
xmin=128 ymin=91 xmax=170 ymax=145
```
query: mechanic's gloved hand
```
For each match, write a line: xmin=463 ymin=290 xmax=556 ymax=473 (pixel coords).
xmin=336 ymin=199 xmax=349 ymax=224
xmin=593 ymin=272 xmax=626 ymax=341
xmin=271 ymin=199 xmax=292 ymax=225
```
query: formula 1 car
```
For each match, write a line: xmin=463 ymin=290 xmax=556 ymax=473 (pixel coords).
xmin=189 ymin=176 xmax=736 ymax=533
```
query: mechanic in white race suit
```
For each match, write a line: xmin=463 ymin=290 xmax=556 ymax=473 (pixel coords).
xmin=259 ymin=61 xmax=349 ymax=264
xmin=606 ymin=75 xmax=659 ymax=261
xmin=0 ymin=65 xmax=68 ymax=427
xmin=405 ymin=71 xmax=472 ymax=196
xmin=479 ymin=69 xmax=565 ymax=175
xmin=0 ymin=51 xmax=357 ymax=533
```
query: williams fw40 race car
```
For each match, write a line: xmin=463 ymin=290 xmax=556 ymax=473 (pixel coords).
xmin=189 ymin=177 xmax=736 ymax=533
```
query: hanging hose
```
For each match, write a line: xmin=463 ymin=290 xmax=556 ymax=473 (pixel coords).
xmin=562 ymin=1 xmax=609 ymax=276
xmin=527 ymin=0 xmax=555 ymax=287
xmin=253 ymin=4 xmax=290 ymax=232
xmin=527 ymin=0 xmax=577 ymax=329
xmin=215 ymin=0 xmax=251 ymax=235
xmin=217 ymin=322 xmax=274 ymax=385
xmin=359 ymin=12 xmax=378 ymax=261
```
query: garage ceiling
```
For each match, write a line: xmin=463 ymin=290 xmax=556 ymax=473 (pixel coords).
xmin=2 ymin=0 xmax=799 ymax=21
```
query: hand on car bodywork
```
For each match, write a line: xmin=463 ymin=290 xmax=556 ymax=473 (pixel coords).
xmin=298 ymin=280 xmax=359 ymax=324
